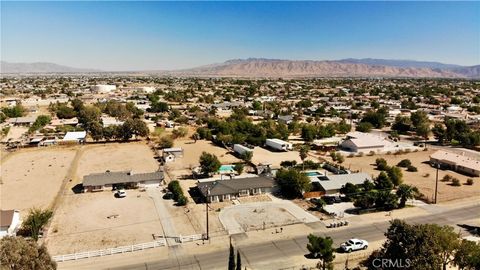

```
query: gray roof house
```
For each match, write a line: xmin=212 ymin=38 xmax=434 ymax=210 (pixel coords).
xmin=83 ymin=170 xmax=164 ymax=192
xmin=197 ymin=176 xmax=276 ymax=202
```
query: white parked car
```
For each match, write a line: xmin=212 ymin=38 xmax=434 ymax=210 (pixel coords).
xmin=115 ymin=189 xmax=127 ymax=198
xmin=340 ymin=239 xmax=368 ymax=253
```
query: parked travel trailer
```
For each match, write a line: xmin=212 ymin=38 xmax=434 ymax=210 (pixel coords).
xmin=265 ymin=138 xmax=293 ymax=151
xmin=233 ymin=144 xmax=254 ymax=156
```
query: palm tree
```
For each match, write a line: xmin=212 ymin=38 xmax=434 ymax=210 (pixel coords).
xmin=299 ymin=145 xmax=310 ymax=171
xmin=21 ymin=208 xmax=53 ymax=241
xmin=396 ymin=184 xmax=419 ymax=208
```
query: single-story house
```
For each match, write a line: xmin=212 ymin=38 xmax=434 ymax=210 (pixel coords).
xmin=309 ymin=172 xmax=372 ymax=195
xmin=62 ymin=131 xmax=87 ymax=143
xmin=430 ymin=150 xmax=480 ymax=177
xmin=0 ymin=210 xmax=21 ymax=238
xmin=341 ymin=132 xmax=388 ymax=153
xmin=83 ymin=170 xmax=164 ymax=192
xmin=7 ymin=116 xmax=37 ymax=126
xmin=197 ymin=176 xmax=276 ymax=203
xmin=162 ymin=147 xmax=184 ymax=162
xmin=277 ymin=115 xmax=294 ymax=125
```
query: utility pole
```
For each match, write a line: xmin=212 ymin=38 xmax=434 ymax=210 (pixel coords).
xmin=434 ymin=163 xmax=439 ymax=204
xmin=205 ymin=188 xmax=210 ymax=240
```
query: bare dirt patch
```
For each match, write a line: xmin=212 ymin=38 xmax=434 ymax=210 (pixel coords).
xmin=344 ymin=149 xmax=480 ymax=202
xmin=0 ymin=147 xmax=77 ymax=214
xmin=167 ymin=140 xmax=241 ymax=171
xmin=73 ymin=142 xmax=160 ymax=187
xmin=46 ymin=190 xmax=162 ymax=255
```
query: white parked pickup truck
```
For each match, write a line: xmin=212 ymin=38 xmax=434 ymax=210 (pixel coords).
xmin=340 ymin=238 xmax=368 ymax=253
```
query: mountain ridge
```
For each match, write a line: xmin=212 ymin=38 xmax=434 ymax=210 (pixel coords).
xmin=1 ymin=59 xmax=479 ymax=78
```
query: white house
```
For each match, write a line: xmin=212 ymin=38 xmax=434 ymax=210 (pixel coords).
xmin=341 ymin=132 xmax=388 ymax=153
xmin=0 ymin=210 xmax=21 ymax=238
xmin=62 ymin=131 xmax=87 ymax=143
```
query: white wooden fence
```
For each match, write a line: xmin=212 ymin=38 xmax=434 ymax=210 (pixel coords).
xmin=177 ymin=234 xmax=203 ymax=243
xmin=52 ymin=239 xmax=167 ymax=262
xmin=53 ymin=234 xmax=205 ymax=262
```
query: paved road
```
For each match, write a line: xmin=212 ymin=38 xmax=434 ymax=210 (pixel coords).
xmin=102 ymin=203 xmax=479 ymax=270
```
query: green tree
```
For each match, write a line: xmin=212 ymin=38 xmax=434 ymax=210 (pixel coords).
xmin=375 ymin=172 xmax=393 ymax=190
xmin=234 ymin=163 xmax=244 ymax=175
xmin=158 ymin=135 xmax=174 ymax=149
xmin=20 ymin=208 xmax=53 ymax=241
xmin=375 ymin=158 xmax=388 ymax=171
xmin=301 ymin=125 xmax=317 ymax=142
xmin=240 ymin=151 xmax=253 ymax=163
xmin=199 ymin=152 xmax=221 ymax=176
xmin=454 ymin=240 xmax=480 ymax=270
xmin=396 ymin=184 xmax=419 ymax=208
xmin=356 ymin=122 xmax=373 ymax=133
xmin=363 ymin=220 xmax=460 ymax=270
xmin=340 ymin=182 xmax=360 ymax=201
xmin=374 ymin=191 xmax=398 ymax=210
xmin=299 ymin=145 xmax=310 ymax=170
xmin=306 ymin=234 xmax=335 ymax=270
xmin=0 ymin=236 xmax=56 ymax=270
xmin=275 ymin=168 xmax=311 ymax=199
xmin=386 ymin=166 xmax=403 ymax=187
xmin=354 ymin=191 xmax=376 ymax=209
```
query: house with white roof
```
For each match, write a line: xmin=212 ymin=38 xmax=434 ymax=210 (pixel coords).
xmin=430 ymin=150 xmax=480 ymax=177
xmin=62 ymin=131 xmax=86 ymax=143
xmin=341 ymin=132 xmax=388 ymax=153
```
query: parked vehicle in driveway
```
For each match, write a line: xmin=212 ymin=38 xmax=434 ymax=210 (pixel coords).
xmin=115 ymin=189 xmax=127 ymax=198
xmin=340 ymin=238 xmax=368 ymax=252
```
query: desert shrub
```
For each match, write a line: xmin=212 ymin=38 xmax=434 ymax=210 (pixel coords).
xmin=357 ymin=152 xmax=364 ymax=157
xmin=451 ymin=178 xmax=461 ymax=186
xmin=375 ymin=158 xmax=388 ymax=171
xmin=423 ymin=148 xmax=428 ymax=151
xmin=386 ymin=151 xmax=392 ymax=155
xmin=404 ymin=149 xmax=411 ymax=153
xmin=367 ymin=151 xmax=375 ymax=156
xmin=407 ymin=165 xmax=418 ymax=172
xmin=466 ymin=178 xmax=474 ymax=185
xmin=413 ymin=149 xmax=418 ymax=152
xmin=348 ymin=153 xmax=355 ymax=158
xmin=441 ymin=175 xmax=452 ymax=182
xmin=158 ymin=135 xmax=174 ymax=149
xmin=397 ymin=159 xmax=412 ymax=168
xmin=423 ymin=173 xmax=430 ymax=178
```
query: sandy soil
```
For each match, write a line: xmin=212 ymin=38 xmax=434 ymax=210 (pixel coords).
xmin=251 ymin=147 xmax=317 ymax=167
xmin=343 ymin=149 xmax=480 ymax=202
xmin=73 ymin=143 xmax=160 ymax=187
xmin=234 ymin=206 xmax=298 ymax=231
xmin=167 ymin=139 xmax=241 ymax=171
xmin=46 ymin=190 xmax=162 ymax=254
xmin=0 ymin=147 xmax=77 ymax=214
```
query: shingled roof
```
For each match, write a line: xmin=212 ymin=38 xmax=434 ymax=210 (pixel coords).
xmin=83 ymin=171 xmax=164 ymax=186
xmin=197 ymin=176 xmax=276 ymax=197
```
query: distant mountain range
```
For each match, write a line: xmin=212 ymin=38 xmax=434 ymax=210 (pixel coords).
xmin=2 ymin=59 xmax=479 ymax=78
xmin=169 ymin=58 xmax=480 ymax=78
xmin=0 ymin=61 xmax=100 ymax=74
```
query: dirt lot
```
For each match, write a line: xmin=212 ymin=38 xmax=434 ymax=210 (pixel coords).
xmin=343 ymin=149 xmax=480 ymax=202
xmin=46 ymin=190 xmax=162 ymax=254
xmin=72 ymin=142 xmax=160 ymax=188
xmin=252 ymin=147 xmax=317 ymax=167
xmin=0 ymin=147 xmax=78 ymax=214
xmin=167 ymin=139 xmax=241 ymax=171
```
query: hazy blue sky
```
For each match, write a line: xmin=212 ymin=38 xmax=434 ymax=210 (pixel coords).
xmin=1 ymin=1 xmax=479 ymax=71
